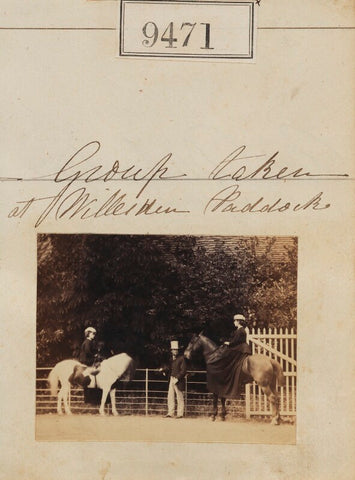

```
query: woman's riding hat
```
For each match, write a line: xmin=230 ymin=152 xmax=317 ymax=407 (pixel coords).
xmin=233 ymin=314 xmax=247 ymax=327
xmin=170 ymin=340 xmax=179 ymax=350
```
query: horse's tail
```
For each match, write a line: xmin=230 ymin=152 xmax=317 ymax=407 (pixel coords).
xmin=48 ymin=365 xmax=59 ymax=397
xmin=270 ymin=359 xmax=285 ymax=387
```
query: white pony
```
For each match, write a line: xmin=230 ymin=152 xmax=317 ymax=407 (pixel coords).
xmin=48 ymin=353 xmax=135 ymax=416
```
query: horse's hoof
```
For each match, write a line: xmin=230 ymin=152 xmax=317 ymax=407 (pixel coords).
xmin=271 ymin=418 xmax=280 ymax=426
xmin=99 ymin=412 xmax=106 ymax=417
xmin=221 ymin=417 xmax=226 ymax=422
xmin=57 ymin=411 xmax=63 ymax=416
xmin=112 ymin=412 xmax=119 ymax=417
xmin=211 ymin=416 xmax=216 ymax=422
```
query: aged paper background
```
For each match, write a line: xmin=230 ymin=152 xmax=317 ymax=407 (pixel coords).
xmin=0 ymin=1 xmax=354 ymax=479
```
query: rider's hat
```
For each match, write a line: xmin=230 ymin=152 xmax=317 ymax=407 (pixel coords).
xmin=84 ymin=326 xmax=96 ymax=336
xmin=170 ymin=340 xmax=179 ymax=350
xmin=233 ymin=314 xmax=247 ymax=327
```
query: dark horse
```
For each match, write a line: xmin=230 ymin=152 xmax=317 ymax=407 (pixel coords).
xmin=184 ymin=333 xmax=285 ymax=425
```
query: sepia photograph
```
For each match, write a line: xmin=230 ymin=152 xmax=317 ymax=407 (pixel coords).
xmin=36 ymin=234 xmax=297 ymax=444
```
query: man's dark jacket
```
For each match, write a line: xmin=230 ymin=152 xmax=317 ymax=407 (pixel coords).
xmin=162 ymin=354 xmax=187 ymax=391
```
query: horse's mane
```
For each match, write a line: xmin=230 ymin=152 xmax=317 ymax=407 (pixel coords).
xmin=200 ymin=333 xmax=219 ymax=350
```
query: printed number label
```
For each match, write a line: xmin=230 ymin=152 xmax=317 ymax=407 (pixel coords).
xmin=142 ymin=22 xmax=213 ymax=50
xmin=119 ymin=1 xmax=255 ymax=60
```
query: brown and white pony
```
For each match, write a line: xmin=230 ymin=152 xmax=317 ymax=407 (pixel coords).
xmin=48 ymin=353 xmax=135 ymax=416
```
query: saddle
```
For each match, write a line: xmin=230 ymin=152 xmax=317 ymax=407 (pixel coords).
xmin=209 ymin=342 xmax=251 ymax=363
xmin=86 ymin=364 xmax=101 ymax=376
xmin=69 ymin=363 xmax=101 ymax=388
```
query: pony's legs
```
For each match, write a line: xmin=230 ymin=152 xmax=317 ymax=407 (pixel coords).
xmin=261 ymin=385 xmax=280 ymax=425
xmin=99 ymin=387 xmax=110 ymax=416
xmin=220 ymin=397 xmax=226 ymax=421
xmin=62 ymin=384 xmax=72 ymax=415
xmin=109 ymin=389 xmax=118 ymax=416
xmin=211 ymin=393 xmax=218 ymax=421
xmin=269 ymin=376 xmax=280 ymax=425
xmin=57 ymin=387 xmax=63 ymax=415
xmin=57 ymin=384 xmax=72 ymax=415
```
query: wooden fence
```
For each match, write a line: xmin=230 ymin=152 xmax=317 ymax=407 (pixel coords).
xmin=246 ymin=328 xmax=297 ymax=418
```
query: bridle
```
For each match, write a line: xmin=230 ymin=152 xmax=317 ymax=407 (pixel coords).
xmin=185 ymin=334 xmax=200 ymax=358
xmin=186 ymin=332 xmax=220 ymax=359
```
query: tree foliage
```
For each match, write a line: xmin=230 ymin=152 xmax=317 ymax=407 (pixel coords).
xmin=37 ymin=234 xmax=297 ymax=366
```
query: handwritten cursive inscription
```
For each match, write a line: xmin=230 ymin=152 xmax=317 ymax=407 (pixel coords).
xmin=47 ymin=141 xmax=186 ymax=198
xmin=7 ymin=141 xmax=190 ymax=227
xmin=9 ymin=185 xmax=189 ymax=228
xmin=204 ymin=185 xmax=330 ymax=214
xmin=209 ymin=145 xmax=348 ymax=181
xmin=4 ymin=142 xmax=348 ymax=227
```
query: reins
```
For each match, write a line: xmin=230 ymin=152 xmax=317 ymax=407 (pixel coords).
xmin=203 ymin=344 xmax=221 ymax=359
xmin=196 ymin=335 xmax=221 ymax=359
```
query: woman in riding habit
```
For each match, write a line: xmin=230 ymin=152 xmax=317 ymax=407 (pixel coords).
xmin=224 ymin=314 xmax=249 ymax=348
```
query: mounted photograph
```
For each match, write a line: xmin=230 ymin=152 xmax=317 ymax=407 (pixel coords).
xmin=36 ymin=234 xmax=297 ymax=444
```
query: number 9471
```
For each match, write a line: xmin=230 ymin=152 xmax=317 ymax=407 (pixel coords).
xmin=142 ymin=22 xmax=213 ymax=50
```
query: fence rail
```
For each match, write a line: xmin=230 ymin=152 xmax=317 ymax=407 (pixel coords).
xmin=36 ymin=328 xmax=296 ymax=419
xmin=36 ymin=367 xmax=246 ymax=417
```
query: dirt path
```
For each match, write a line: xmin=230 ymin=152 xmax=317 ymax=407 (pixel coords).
xmin=36 ymin=414 xmax=296 ymax=444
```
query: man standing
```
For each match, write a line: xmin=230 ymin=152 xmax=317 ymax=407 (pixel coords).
xmin=162 ymin=340 xmax=187 ymax=419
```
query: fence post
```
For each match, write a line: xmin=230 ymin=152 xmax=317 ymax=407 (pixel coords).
xmin=245 ymin=383 xmax=251 ymax=419
xmin=185 ymin=374 xmax=188 ymax=417
xmin=145 ymin=369 xmax=148 ymax=416
xmin=291 ymin=328 xmax=296 ymax=413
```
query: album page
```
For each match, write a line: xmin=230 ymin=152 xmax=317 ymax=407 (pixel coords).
xmin=0 ymin=1 xmax=354 ymax=479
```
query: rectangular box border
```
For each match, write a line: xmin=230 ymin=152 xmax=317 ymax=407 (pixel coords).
xmin=119 ymin=0 xmax=255 ymax=59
